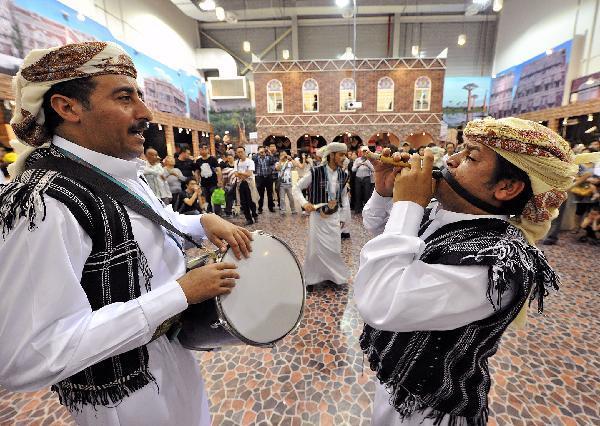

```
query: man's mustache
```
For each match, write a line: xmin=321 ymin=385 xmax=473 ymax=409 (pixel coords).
xmin=129 ymin=121 xmax=150 ymax=133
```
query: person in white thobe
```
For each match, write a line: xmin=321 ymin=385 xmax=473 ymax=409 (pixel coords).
xmin=143 ymin=148 xmax=171 ymax=202
xmin=293 ymin=143 xmax=350 ymax=286
xmin=1 ymin=41 xmax=252 ymax=426
xmin=354 ymin=193 xmax=513 ymax=426
xmin=0 ymin=136 xmax=211 ymax=425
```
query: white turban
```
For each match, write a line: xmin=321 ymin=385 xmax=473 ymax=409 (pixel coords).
xmin=8 ymin=41 xmax=137 ymax=176
xmin=320 ymin=142 xmax=348 ymax=163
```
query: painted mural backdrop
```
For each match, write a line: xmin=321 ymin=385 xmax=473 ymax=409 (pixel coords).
xmin=489 ymin=40 xmax=572 ymax=118
xmin=0 ymin=0 xmax=208 ymax=121
xmin=443 ymin=76 xmax=491 ymax=128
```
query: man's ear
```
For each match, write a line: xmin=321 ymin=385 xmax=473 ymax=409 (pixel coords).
xmin=49 ymin=94 xmax=83 ymax=124
xmin=493 ymin=179 xmax=525 ymax=202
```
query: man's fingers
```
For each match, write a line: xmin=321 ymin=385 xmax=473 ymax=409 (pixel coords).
xmin=226 ymin=235 xmax=243 ymax=260
xmin=216 ymin=262 xmax=238 ymax=270
xmin=221 ymin=279 xmax=236 ymax=287
xmin=240 ymin=227 xmax=254 ymax=241
xmin=409 ymin=153 xmax=421 ymax=172
xmin=422 ymin=148 xmax=434 ymax=173
xmin=220 ymin=270 xmax=240 ymax=279
xmin=233 ymin=231 xmax=250 ymax=258
xmin=237 ymin=229 xmax=253 ymax=252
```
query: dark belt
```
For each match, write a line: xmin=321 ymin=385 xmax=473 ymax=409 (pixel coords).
xmin=150 ymin=313 xmax=183 ymax=343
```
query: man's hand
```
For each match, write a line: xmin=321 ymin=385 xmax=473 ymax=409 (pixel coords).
xmin=178 ymin=262 xmax=239 ymax=304
xmin=392 ymin=149 xmax=434 ymax=208
xmin=303 ymin=203 xmax=316 ymax=212
xmin=200 ymin=213 xmax=253 ymax=259
xmin=373 ymin=148 xmax=410 ymax=197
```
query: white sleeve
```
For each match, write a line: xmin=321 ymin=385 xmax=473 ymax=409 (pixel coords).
xmin=293 ymin=173 xmax=312 ymax=206
xmin=353 ymin=201 xmax=509 ymax=332
xmin=162 ymin=205 xmax=207 ymax=241
xmin=0 ymin=198 xmax=188 ymax=391
xmin=362 ymin=191 xmax=394 ymax=235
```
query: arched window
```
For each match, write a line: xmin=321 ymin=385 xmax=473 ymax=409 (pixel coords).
xmin=340 ymin=78 xmax=356 ymax=111
xmin=377 ymin=77 xmax=394 ymax=112
xmin=413 ymin=76 xmax=431 ymax=111
xmin=267 ymin=79 xmax=283 ymax=113
xmin=302 ymin=78 xmax=319 ymax=113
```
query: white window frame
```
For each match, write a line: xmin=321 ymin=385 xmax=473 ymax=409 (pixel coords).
xmin=340 ymin=78 xmax=356 ymax=112
xmin=302 ymin=78 xmax=319 ymax=113
xmin=266 ymin=79 xmax=284 ymax=113
xmin=413 ymin=76 xmax=432 ymax=111
xmin=377 ymin=77 xmax=395 ymax=112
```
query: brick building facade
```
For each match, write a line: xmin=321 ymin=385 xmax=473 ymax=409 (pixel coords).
xmin=254 ymin=58 xmax=445 ymax=152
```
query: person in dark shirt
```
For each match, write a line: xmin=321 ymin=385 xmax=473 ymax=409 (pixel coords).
xmin=178 ymin=178 xmax=203 ymax=215
xmin=254 ymin=146 xmax=275 ymax=213
xmin=175 ymin=148 xmax=195 ymax=182
xmin=194 ymin=143 xmax=222 ymax=214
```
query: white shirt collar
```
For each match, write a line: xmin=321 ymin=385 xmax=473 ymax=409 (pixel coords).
xmin=52 ymin=135 xmax=145 ymax=181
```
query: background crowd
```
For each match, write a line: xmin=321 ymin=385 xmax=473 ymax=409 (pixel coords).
xmin=2 ymin=136 xmax=598 ymax=244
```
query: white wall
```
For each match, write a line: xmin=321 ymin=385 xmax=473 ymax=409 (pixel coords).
xmin=493 ymin=0 xmax=600 ymax=76
xmin=57 ymin=0 xmax=201 ymax=76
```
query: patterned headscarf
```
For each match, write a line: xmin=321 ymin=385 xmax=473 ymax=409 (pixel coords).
xmin=7 ymin=41 xmax=136 ymax=177
xmin=320 ymin=142 xmax=348 ymax=164
xmin=464 ymin=117 xmax=600 ymax=244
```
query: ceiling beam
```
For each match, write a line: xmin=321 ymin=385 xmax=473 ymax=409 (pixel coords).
xmin=200 ymin=14 xmax=496 ymax=30
xmin=199 ymin=30 xmax=253 ymax=71
xmin=240 ymin=28 xmax=293 ymax=75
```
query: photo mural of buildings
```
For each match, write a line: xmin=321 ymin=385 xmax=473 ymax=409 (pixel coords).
xmin=442 ymin=76 xmax=491 ymax=128
xmin=489 ymin=40 xmax=572 ymax=118
xmin=0 ymin=0 xmax=208 ymax=121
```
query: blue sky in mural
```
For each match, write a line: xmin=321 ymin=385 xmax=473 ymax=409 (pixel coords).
xmin=443 ymin=76 xmax=491 ymax=108
xmin=495 ymin=39 xmax=572 ymax=100
xmin=15 ymin=0 xmax=206 ymax=104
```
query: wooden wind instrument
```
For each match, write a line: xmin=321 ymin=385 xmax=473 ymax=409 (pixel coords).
xmin=361 ymin=149 xmax=443 ymax=180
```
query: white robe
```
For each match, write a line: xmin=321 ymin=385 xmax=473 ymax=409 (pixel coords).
xmin=0 ymin=136 xmax=210 ymax=426
xmin=354 ymin=192 xmax=513 ymax=426
xmin=293 ymin=166 xmax=350 ymax=286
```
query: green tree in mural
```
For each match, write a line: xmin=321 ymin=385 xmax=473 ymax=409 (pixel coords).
xmin=209 ymin=108 xmax=256 ymax=140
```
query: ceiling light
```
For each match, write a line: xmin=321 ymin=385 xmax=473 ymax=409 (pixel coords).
xmin=335 ymin=0 xmax=350 ymax=7
xmin=215 ymin=7 xmax=225 ymax=21
xmin=458 ymin=34 xmax=466 ymax=46
xmin=376 ymin=133 xmax=380 ymax=137
xmin=585 ymin=126 xmax=597 ymax=134
xmin=158 ymin=124 xmax=162 ymax=130
xmin=282 ymin=49 xmax=290 ymax=60
xmin=412 ymin=45 xmax=419 ymax=56
xmin=493 ymin=0 xmax=503 ymax=11
xmin=546 ymin=48 xmax=553 ymax=56
xmin=243 ymin=41 xmax=251 ymax=52
xmin=178 ymin=128 xmax=183 ymax=133
xmin=588 ymin=114 xmax=594 ymax=121
xmin=198 ymin=0 xmax=216 ymax=11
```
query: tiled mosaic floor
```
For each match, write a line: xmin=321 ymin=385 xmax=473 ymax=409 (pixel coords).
xmin=1 ymin=210 xmax=598 ymax=425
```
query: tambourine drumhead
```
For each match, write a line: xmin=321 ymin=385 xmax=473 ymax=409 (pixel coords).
xmin=219 ymin=232 xmax=304 ymax=344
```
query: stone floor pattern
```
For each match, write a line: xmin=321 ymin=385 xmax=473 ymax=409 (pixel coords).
xmin=1 ymin=210 xmax=598 ymax=426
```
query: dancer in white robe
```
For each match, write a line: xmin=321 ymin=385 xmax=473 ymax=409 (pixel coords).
xmin=0 ymin=41 xmax=252 ymax=426
xmin=293 ymin=142 xmax=350 ymax=287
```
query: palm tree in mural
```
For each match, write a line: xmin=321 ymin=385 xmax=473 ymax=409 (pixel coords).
xmin=463 ymin=83 xmax=478 ymax=122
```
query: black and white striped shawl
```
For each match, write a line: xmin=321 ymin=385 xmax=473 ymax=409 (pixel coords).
xmin=0 ymin=146 xmax=155 ymax=411
xmin=359 ymin=218 xmax=560 ymax=426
